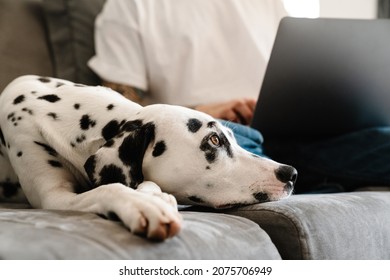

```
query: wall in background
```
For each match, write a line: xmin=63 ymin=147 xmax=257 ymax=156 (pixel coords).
xmin=319 ymin=0 xmax=377 ymax=19
xmin=283 ymin=0 xmax=377 ymax=19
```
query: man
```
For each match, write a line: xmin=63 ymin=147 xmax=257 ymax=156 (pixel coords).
xmin=88 ymin=0 xmax=288 ymax=125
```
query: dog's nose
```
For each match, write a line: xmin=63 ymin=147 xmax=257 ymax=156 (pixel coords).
xmin=275 ymin=165 xmax=298 ymax=185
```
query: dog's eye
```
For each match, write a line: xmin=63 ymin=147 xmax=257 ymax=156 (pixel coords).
xmin=209 ymin=135 xmax=221 ymax=147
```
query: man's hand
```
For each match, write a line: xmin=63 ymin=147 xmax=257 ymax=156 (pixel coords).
xmin=102 ymin=80 xmax=256 ymax=125
xmin=194 ymin=98 xmax=257 ymax=125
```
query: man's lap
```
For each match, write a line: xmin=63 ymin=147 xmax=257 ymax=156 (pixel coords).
xmin=221 ymin=121 xmax=390 ymax=194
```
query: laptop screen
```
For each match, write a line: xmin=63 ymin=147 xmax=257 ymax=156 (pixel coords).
xmin=251 ymin=17 xmax=390 ymax=140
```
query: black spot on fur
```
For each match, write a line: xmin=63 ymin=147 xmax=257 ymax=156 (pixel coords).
xmin=207 ymin=121 xmax=216 ymax=128
xmin=70 ymin=142 xmax=76 ymax=148
xmin=219 ymin=133 xmax=233 ymax=158
xmin=119 ymin=135 xmax=140 ymax=167
xmin=13 ymin=95 xmax=25 ymax=105
xmin=22 ymin=108 xmax=34 ymax=115
xmin=152 ymin=141 xmax=166 ymax=157
xmin=116 ymin=133 xmax=124 ymax=139
xmin=121 ymin=120 xmax=143 ymax=132
xmin=98 ymin=164 xmax=127 ymax=186
xmin=254 ymin=192 xmax=269 ymax=202
xmin=47 ymin=112 xmax=58 ymax=120
xmin=187 ymin=118 xmax=202 ymax=133
xmin=119 ymin=122 xmax=155 ymax=167
xmin=17 ymin=117 xmax=22 ymax=121
xmin=76 ymin=134 xmax=86 ymax=143
xmin=34 ymin=141 xmax=57 ymax=157
xmin=74 ymin=103 xmax=80 ymax=110
xmin=7 ymin=112 xmax=15 ymax=120
xmin=13 ymin=123 xmax=18 ymax=127
xmin=205 ymin=152 xmax=215 ymax=163
xmin=84 ymin=155 xmax=97 ymax=184
xmin=0 ymin=181 xmax=21 ymax=198
xmin=38 ymin=77 xmax=51 ymax=83
xmin=118 ymin=122 xmax=155 ymax=188
xmin=80 ymin=114 xmax=96 ymax=130
xmin=107 ymin=104 xmax=114 ymax=110
xmin=0 ymin=128 xmax=5 ymax=146
xmin=48 ymin=160 xmax=63 ymax=168
xmin=17 ymin=151 xmax=22 ymax=157
xmin=31 ymin=91 xmax=37 ymax=95
xmin=102 ymin=120 xmax=121 ymax=141
xmin=206 ymin=166 xmax=211 ymax=170
xmin=103 ymin=139 xmax=115 ymax=148
xmin=38 ymin=94 xmax=61 ymax=103
xmin=188 ymin=196 xmax=205 ymax=204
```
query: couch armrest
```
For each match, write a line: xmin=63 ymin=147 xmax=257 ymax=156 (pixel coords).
xmin=225 ymin=191 xmax=390 ymax=259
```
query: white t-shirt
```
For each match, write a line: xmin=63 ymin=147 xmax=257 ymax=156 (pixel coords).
xmin=88 ymin=0 xmax=288 ymax=106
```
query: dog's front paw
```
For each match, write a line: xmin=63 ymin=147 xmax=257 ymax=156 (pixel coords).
xmin=136 ymin=181 xmax=178 ymax=209
xmin=127 ymin=193 xmax=182 ymax=240
xmin=108 ymin=185 xmax=182 ymax=241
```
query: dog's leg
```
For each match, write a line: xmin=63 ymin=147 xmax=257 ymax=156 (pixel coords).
xmin=40 ymin=183 xmax=182 ymax=240
xmin=8 ymin=139 xmax=182 ymax=240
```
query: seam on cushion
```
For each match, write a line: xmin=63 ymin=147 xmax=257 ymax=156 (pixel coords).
xmin=229 ymin=208 xmax=311 ymax=260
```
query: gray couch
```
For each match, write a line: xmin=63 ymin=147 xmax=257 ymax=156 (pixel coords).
xmin=1 ymin=0 xmax=390 ymax=260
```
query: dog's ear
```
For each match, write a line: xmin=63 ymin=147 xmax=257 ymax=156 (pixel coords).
xmin=84 ymin=121 xmax=155 ymax=189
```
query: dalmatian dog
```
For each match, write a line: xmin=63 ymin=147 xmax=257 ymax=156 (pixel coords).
xmin=0 ymin=75 xmax=297 ymax=241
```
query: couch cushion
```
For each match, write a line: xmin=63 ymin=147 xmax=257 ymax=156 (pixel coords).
xmin=0 ymin=0 xmax=53 ymax=92
xmin=42 ymin=0 xmax=106 ymax=85
xmin=0 ymin=204 xmax=281 ymax=260
xmin=226 ymin=191 xmax=390 ymax=259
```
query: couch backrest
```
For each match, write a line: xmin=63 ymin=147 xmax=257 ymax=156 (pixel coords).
xmin=42 ymin=0 xmax=106 ymax=86
xmin=0 ymin=0 xmax=53 ymax=92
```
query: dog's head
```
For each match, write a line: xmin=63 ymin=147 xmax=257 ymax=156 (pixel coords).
xmin=84 ymin=104 xmax=297 ymax=209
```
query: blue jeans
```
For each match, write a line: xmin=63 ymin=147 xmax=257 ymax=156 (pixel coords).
xmin=218 ymin=120 xmax=266 ymax=157
xmin=220 ymin=121 xmax=390 ymax=194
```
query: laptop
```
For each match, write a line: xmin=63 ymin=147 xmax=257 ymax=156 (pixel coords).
xmin=251 ymin=17 xmax=390 ymax=140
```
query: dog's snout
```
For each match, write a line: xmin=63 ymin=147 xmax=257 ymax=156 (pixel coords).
xmin=275 ymin=165 xmax=298 ymax=184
